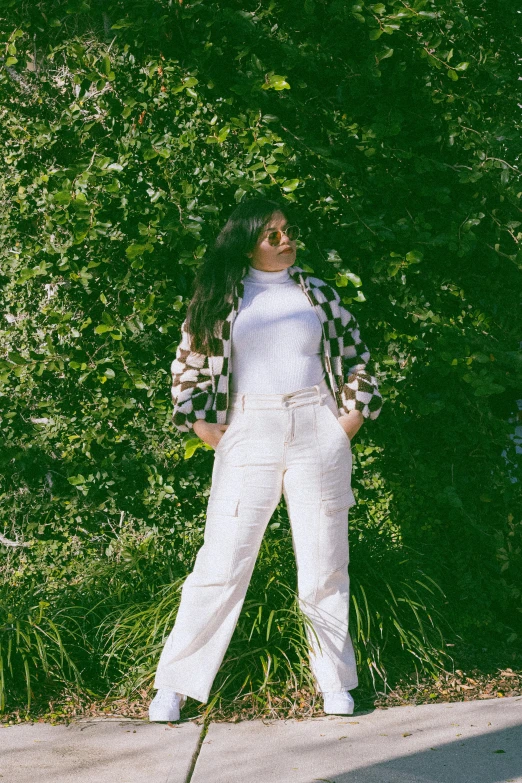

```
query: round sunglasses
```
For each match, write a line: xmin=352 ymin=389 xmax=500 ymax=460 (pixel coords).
xmin=261 ymin=225 xmax=300 ymax=246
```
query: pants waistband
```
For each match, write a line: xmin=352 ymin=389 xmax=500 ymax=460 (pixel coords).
xmin=229 ymin=381 xmax=331 ymax=411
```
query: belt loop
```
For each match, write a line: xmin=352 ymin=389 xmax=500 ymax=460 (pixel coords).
xmin=241 ymin=394 xmax=245 ymax=412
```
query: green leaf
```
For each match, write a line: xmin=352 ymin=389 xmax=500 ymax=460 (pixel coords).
xmin=326 ymin=249 xmax=343 ymax=264
xmin=111 ymin=19 xmax=133 ymax=30
xmin=346 ymin=271 xmax=363 ymax=287
xmin=8 ymin=352 xmax=27 ymax=366
xmin=377 ymin=48 xmax=394 ymax=62
xmin=337 ymin=271 xmax=363 ymax=288
xmin=111 ymin=18 xmax=132 ymax=28
xmin=281 ymin=178 xmax=300 ymax=192
xmin=68 ymin=475 xmax=86 ymax=486
xmin=405 ymin=250 xmax=423 ymax=264
xmin=126 ymin=243 xmax=148 ymax=259
xmin=262 ymin=73 xmax=291 ymax=91
xmin=473 ymin=383 xmax=505 ymax=396
xmin=217 ymin=126 xmax=230 ymax=143
xmin=16 ymin=268 xmax=36 ymax=283
xmin=184 ymin=438 xmax=211 ymax=459
xmin=53 ymin=191 xmax=71 ymax=205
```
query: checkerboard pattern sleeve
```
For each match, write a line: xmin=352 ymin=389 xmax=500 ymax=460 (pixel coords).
xmin=170 ymin=319 xmax=216 ymax=432
xmin=338 ymin=310 xmax=383 ymax=421
xmin=295 ymin=272 xmax=383 ymax=421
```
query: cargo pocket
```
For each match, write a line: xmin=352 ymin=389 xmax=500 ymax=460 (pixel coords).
xmin=206 ymin=495 xmax=240 ymax=518
xmin=321 ymin=488 xmax=356 ymax=574
xmin=193 ymin=495 xmax=241 ymax=583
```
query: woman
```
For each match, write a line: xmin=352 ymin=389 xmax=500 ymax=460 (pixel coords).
xmin=149 ymin=198 xmax=383 ymax=721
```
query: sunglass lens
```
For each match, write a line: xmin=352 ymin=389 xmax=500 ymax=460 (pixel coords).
xmin=265 ymin=227 xmax=299 ymax=244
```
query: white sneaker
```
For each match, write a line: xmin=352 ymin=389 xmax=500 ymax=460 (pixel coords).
xmin=323 ymin=689 xmax=354 ymax=715
xmin=148 ymin=689 xmax=187 ymax=722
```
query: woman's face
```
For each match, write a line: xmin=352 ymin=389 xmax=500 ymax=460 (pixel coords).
xmin=247 ymin=212 xmax=297 ymax=272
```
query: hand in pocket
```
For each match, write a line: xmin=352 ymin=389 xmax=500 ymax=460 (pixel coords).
xmin=337 ymin=411 xmax=364 ymax=441
xmin=193 ymin=420 xmax=229 ymax=449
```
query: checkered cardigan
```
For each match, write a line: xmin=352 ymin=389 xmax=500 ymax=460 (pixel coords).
xmin=170 ymin=264 xmax=383 ymax=433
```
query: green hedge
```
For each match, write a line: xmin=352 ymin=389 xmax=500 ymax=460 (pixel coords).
xmin=0 ymin=0 xmax=520 ymax=710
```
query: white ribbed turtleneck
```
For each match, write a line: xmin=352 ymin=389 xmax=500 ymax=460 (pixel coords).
xmin=230 ymin=264 xmax=325 ymax=393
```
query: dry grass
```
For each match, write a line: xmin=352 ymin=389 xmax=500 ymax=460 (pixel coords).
xmin=2 ymin=652 xmax=520 ymax=727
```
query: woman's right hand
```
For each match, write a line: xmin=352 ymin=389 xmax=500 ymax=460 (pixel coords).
xmin=193 ymin=419 xmax=229 ymax=449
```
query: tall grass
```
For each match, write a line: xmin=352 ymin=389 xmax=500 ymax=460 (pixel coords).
xmin=0 ymin=594 xmax=84 ymax=711
xmin=94 ymin=550 xmax=452 ymax=710
xmin=350 ymin=572 xmax=451 ymax=691
xmin=0 ymin=524 xmax=454 ymax=715
xmin=94 ymin=577 xmax=186 ymax=698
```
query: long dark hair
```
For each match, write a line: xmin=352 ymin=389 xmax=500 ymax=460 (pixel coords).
xmin=186 ymin=198 xmax=293 ymax=355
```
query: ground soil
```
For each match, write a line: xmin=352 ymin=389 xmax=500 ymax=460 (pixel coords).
xmin=1 ymin=642 xmax=520 ymax=726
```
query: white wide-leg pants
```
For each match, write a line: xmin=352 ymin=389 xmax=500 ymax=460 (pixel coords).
xmin=153 ymin=378 xmax=358 ymax=703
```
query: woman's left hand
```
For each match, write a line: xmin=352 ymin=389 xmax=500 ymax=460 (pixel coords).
xmin=337 ymin=410 xmax=364 ymax=441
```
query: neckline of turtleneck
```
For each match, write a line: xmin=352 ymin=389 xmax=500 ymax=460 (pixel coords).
xmin=245 ymin=265 xmax=291 ymax=284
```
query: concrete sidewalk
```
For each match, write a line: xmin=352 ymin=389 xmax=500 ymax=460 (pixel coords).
xmin=1 ymin=696 xmax=521 ymax=783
